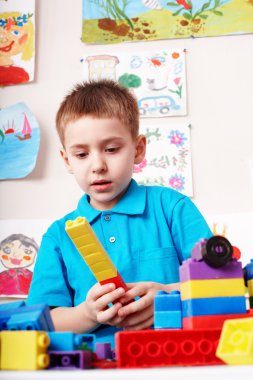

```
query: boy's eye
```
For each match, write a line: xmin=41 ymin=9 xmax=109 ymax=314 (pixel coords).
xmin=105 ymin=147 xmax=119 ymax=153
xmin=76 ymin=152 xmax=88 ymax=158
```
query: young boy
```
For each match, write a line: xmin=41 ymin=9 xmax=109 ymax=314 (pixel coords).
xmin=27 ymin=80 xmax=212 ymax=346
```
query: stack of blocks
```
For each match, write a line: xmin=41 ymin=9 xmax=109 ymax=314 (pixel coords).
xmin=180 ymin=255 xmax=247 ymax=329
xmin=0 ymin=302 xmax=54 ymax=370
xmin=65 ymin=216 xmax=128 ymax=290
xmin=0 ymin=302 xmax=95 ymax=370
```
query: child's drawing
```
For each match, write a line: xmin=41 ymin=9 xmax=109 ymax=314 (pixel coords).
xmin=0 ymin=218 xmax=51 ymax=297
xmin=83 ymin=49 xmax=186 ymax=117
xmin=0 ymin=103 xmax=40 ymax=180
xmin=0 ymin=233 xmax=38 ymax=296
xmin=82 ymin=0 xmax=253 ymax=44
xmin=0 ymin=0 xmax=35 ymax=86
xmin=133 ymin=123 xmax=193 ymax=196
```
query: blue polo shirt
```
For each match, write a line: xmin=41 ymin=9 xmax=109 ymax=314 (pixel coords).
xmin=27 ymin=179 xmax=212 ymax=345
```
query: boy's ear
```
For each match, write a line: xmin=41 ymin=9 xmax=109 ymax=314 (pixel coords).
xmin=134 ymin=134 xmax=146 ymax=165
xmin=60 ymin=148 xmax=73 ymax=174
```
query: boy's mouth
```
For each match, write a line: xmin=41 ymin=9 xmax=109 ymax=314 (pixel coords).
xmin=91 ymin=180 xmax=112 ymax=191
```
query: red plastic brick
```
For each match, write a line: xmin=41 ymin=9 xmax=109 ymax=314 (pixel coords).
xmin=183 ymin=310 xmax=253 ymax=330
xmin=115 ymin=329 xmax=223 ymax=368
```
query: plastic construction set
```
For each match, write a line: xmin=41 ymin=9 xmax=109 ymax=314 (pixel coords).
xmin=0 ymin=216 xmax=253 ymax=370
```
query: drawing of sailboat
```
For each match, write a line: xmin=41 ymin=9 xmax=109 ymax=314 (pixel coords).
xmin=15 ymin=113 xmax=32 ymax=141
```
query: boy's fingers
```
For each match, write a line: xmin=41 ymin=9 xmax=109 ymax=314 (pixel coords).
xmin=88 ymin=283 xmax=116 ymax=301
xmin=121 ymin=305 xmax=153 ymax=327
xmin=118 ymin=294 xmax=151 ymax=317
xmin=97 ymin=302 xmax=122 ymax=324
xmin=96 ymin=287 xmax=125 ymax=310
xmin=124 ymin=316 xmax=153 ymax=331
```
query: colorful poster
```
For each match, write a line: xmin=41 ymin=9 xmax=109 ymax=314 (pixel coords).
xmin=83 ymin=49 xmax=186 ymax=117
xmin=0 ymin=0 xmax=35 ymax=86
xmin=0 ymin=103 xmax=40 ymax=180
xmin=133 ymin=123 xmax=193 ymax=196
xmin=82 ymin=0 xmax=253 ymax=44
xmin=0 ymin=219 xmax=50 ymax=297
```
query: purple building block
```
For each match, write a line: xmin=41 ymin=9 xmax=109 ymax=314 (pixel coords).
xmin=180 ymin=258 xmax=243 ymax=282
xmin=48 ymin=350 xmax=92 ymax=369
xmin=95 ymin=342 xmax=112 ymax=360
xmin=191 ymin=239 xmax=208 ymax=261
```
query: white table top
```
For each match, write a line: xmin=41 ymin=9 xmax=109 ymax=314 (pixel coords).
xmin=1 ymin=365 xmax=253 ymax=380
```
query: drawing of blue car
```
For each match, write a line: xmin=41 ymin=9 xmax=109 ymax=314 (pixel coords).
xmin=138 ymin=95 xmax=180 ymax=115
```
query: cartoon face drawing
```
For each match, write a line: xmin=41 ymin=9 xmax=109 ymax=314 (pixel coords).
xmin=0 ymin=13 xmax=34 ymax=66
xmin=0 ymin=234 xmax=38 ymax=269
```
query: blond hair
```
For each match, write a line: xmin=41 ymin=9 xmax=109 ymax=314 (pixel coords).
xmin=55 ymin=80 xmax=140 ymax=146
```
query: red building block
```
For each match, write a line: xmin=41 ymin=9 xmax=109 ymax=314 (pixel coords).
xmin=183 ymin=309 xmax=253 ymax=330
xmin=115 ymin=329 xmax=223 ymax=368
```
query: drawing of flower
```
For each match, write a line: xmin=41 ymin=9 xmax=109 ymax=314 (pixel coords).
xmin=169 ymin=174 xmax=185 ymax=191
xmin=133 ymin=158 xmax=147 ymax=173
xmin=168 ymin=130 xmax=186 ymax=147
xmin=169 ymin=77 xmax=183 ymax=98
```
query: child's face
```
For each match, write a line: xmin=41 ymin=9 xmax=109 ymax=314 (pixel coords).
xmin=61 ymin=116 xmax=146 ymax=211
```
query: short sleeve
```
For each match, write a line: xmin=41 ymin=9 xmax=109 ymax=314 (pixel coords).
xmin=171 ymin=197 xmax=213 ymax=263
xmin=27 ymin=228 xmax=74 ymax=307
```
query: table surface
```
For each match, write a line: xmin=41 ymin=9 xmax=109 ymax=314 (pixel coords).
xmin=1 ymin=365 xmax=253 ymax=380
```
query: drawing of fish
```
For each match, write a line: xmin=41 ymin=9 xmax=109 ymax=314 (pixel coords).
xmin=142 ymin=0 xmax=163 ymax=10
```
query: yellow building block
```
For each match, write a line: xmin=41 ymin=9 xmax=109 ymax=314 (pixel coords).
xmin=0 ymin=331 xmax=50 ymax=370
xmin=216 ymin=317 xmax=253 ymax=365
xmin=65 ymin=217 xmax=117 ymax=282
xmin=247 ymin=278 xmax=253 ymax=297
xmin=180 ymin=278 xmax=245 ymax=300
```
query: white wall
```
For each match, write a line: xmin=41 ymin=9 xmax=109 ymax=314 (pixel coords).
xmin=1 ymin=0 xmax=253 ymax=223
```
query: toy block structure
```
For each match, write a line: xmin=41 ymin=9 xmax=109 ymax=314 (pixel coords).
xmin=180 ymin=236 xmax=247 ymax=325
xmin=0 ymin=330 xmax=50 ymax=370
xmin=1 ymin=303 xmax=55 ymax=332
xmin=115 ymin=328 xmax=223 ymax=368
xmin=65 ymin=216 xmax=128 ymax=290
xmin=48 ymin=350 xmax=92 ymax=369
xmin=216 ymin=317 xmax=253 ymax=365
xmin=154 ymin=290 xmax=182 ymax=329
xmin=48 ymin=331 xmax=95 ymax=352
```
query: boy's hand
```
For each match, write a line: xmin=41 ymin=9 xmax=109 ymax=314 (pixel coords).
xmin=116 ymin=282 xmax=179 ymax=330
xmin=85 ymin=282 xmax=126 ymax=326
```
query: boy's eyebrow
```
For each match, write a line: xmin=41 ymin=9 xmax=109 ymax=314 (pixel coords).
xmin=69 ymin=137 xmax=126 ymax=149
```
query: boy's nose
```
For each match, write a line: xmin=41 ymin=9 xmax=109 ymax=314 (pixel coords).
xmin=91 ymin=155 xmax=107 ymax=173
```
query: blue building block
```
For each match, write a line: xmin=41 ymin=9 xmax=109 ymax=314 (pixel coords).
xmin=154 ymin=311 xmax=182 ymax=329
xmin=246 ymin=259 xmax=253 ymax=281
xmin=0 ymin=301 xmax=27 ymax=330
xmin=3 ymin=304 xmax=54 ymax=331
xmin=154 ymin=290 xmax=182 ymax=329
xmin=182 ymin=296 xmax=247 ymax=318
xmin=154 ymin=290 xmax=181 ymax=311
xmin=0 ymin=301 xmax=25 ymax=311
xmin=48 ymin=332 xmax=95 ymax=352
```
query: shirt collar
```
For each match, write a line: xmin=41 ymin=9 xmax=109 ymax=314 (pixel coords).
xmin=77 ymin=179 xmax=146 ymax=223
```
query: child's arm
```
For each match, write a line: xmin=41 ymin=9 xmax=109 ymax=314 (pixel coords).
xmin=116 ymin=281 xmax=179 ymax=331
xmin=50 ymin=282 xmax=126 ymax=333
